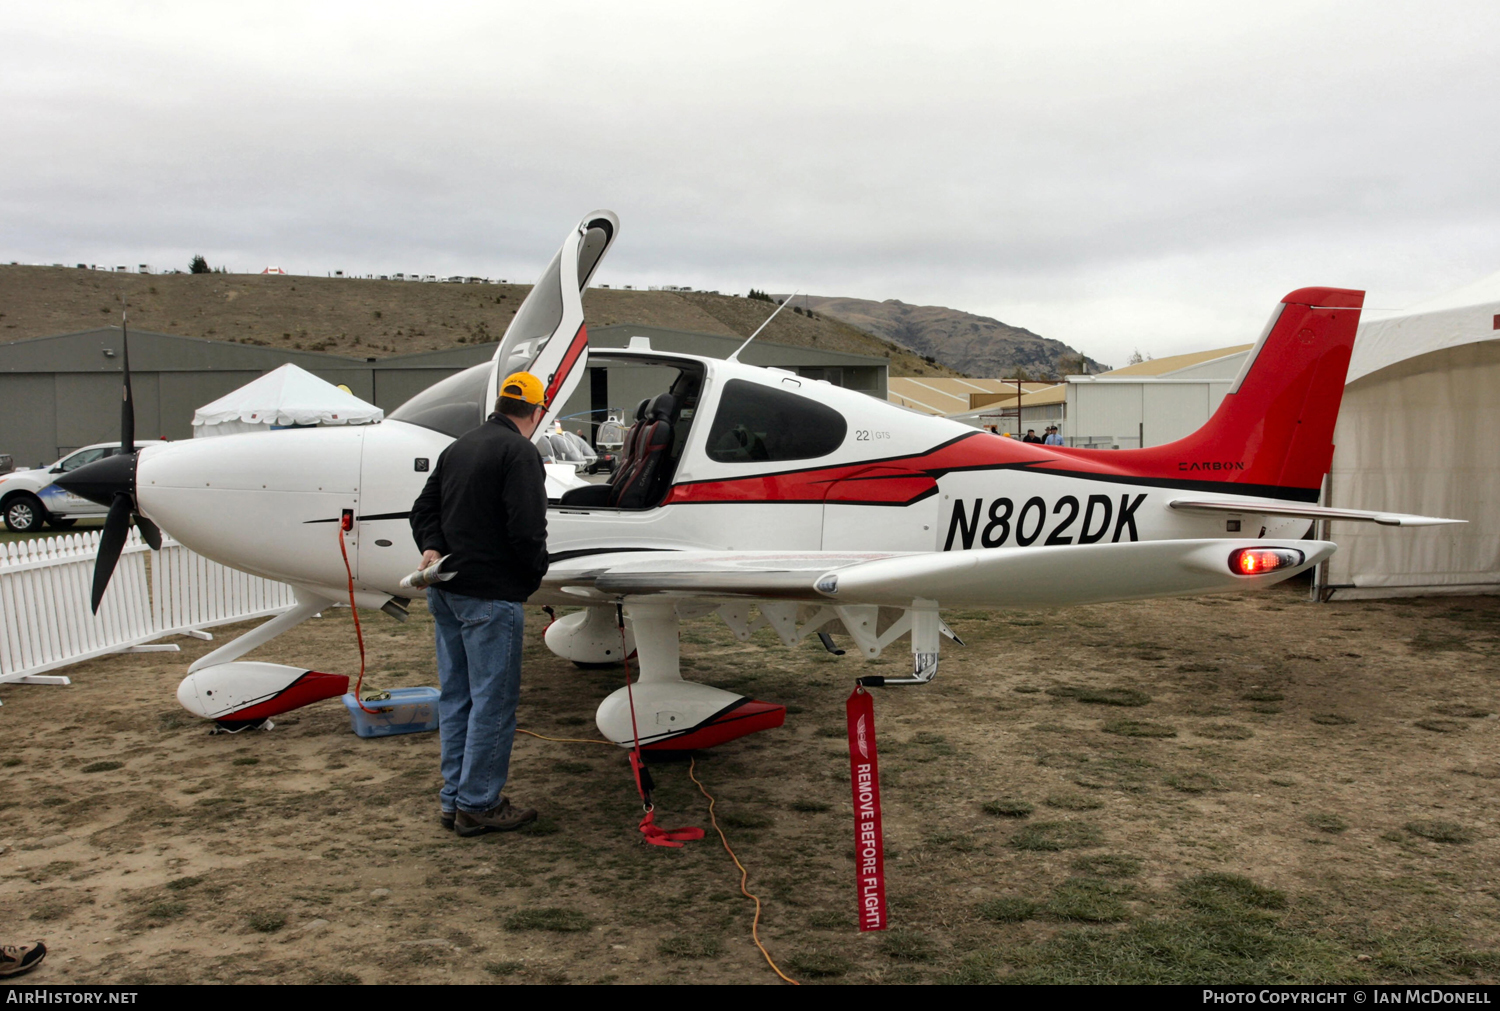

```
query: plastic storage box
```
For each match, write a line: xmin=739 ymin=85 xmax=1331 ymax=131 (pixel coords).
xmin=342 ymin=687 xmax=440 ymax=738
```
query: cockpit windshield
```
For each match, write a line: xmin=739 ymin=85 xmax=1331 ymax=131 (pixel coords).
xmin=388 ymin=363 xmax=490 ymax=439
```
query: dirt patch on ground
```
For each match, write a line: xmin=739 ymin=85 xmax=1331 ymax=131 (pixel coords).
xmin=2 ymin=581 xmax=1498 ymax=984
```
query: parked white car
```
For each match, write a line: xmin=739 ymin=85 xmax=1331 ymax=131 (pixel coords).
xmin=1 ymin=442 xmax=152 ymax=532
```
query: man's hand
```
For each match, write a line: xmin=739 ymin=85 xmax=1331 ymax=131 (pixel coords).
xmin=421 ymin=549 xmax=442 ymax=570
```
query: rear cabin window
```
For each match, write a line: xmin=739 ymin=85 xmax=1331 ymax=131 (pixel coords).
xmin=706 ymin=379 xmax=847 ymax=463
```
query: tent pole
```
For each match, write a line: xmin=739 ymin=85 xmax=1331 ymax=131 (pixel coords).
xmin=1311 ymin=472 xmax=1332 ymax=603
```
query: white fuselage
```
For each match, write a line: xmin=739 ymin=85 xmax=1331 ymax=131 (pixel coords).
xmin=134 ymin=349 xmax=1302 ymax=609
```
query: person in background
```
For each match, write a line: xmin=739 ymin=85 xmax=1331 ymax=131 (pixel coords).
xmin=1044 ymin=426 xmax=1064 ymax=446
xmin=1023 ymin=429 xmax=1041 ymax=443
xmin=410 ymin=371 xmax=550 ymax=837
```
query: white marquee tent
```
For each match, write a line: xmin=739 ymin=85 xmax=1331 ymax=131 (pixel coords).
xmin=1320 ymin=270 xmax=1500 ymax=599
xmin=191 ymin=364 xmax=384 ymax=438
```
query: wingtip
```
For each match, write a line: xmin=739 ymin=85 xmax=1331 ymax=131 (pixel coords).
xmin=1377 ymin=515 xmax=1467 ymax=527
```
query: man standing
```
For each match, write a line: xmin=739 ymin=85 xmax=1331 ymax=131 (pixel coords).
xmin=410 ymin=372 xmax=550 ymax=837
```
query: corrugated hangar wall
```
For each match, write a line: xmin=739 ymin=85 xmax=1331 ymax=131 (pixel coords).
xmin=0 ymin=325 xmax=888 ymax=466
xmin=1062 ymin=352 xmax=1248 ymax=449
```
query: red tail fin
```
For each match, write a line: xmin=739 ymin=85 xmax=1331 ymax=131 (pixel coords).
xmin=1111 ymin=287 xmax=1363 ymax=501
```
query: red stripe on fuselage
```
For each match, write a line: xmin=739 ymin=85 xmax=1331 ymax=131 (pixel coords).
xmin=662 ymin=428 xmax=1323 ymax=507
xmin=665 ymin=433 xmax=1108 ymax=506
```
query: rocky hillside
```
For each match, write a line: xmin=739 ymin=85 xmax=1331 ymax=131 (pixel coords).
xmin=0 ymin=267 xmax=964 ymax=378
xmin=791 ymin=294 xmax=1109 ymax=378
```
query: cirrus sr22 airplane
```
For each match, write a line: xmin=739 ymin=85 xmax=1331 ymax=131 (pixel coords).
xmin=59 ymin=211 xmax=1457 ymax=747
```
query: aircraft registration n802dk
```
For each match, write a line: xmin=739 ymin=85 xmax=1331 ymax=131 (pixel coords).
xmin=57 ymin=210 xmax=1460 ymax=744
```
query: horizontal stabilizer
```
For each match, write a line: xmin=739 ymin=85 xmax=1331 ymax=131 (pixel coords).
xmin=1168 ymin=498 xmax=1464 ymax=528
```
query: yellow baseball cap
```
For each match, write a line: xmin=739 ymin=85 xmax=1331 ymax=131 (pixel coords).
xmin=499 ymin=371 xmax=545 ymax=406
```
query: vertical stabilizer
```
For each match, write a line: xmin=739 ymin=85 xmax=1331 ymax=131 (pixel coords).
xmin=1110 ymin=287 xmax=1363 ymax=500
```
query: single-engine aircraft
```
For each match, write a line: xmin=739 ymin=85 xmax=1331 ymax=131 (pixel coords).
xmin=58 ymin=210 xmax=1459 ymax=747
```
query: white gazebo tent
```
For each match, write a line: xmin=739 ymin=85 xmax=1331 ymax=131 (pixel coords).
xmin=192 ymin=363 xmax=384 ymax=438
xmin=1320 ymin=270 xmax=1500 ymax=599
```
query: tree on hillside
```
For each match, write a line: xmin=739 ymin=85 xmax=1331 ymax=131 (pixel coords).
xmin=1059 ymin=353 xmax=1091 ymax=375
xmin=190 ymin=255 xmax=210 ymax=274
xmin=747 ymin=289 xmax=774 ymax=303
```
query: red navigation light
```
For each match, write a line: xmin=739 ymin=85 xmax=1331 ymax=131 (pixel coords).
xmin=1229 ymin=547 xmax=1303 ymax=575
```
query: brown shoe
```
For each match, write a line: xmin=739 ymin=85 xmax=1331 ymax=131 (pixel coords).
xmin=454 ymin=798 xmax=537 ymax=837
xmin=0 ymin=941 xmax=46 ymax=979
xmin=440 ymin=809 xmax=455 ymax=831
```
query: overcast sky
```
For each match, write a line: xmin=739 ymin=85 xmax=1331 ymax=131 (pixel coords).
xmin=3 ymin=2 xmax=1497 ymax=366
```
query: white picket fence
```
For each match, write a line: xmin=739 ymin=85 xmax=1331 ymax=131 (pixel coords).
xmin=0 ymin=528 xmax=296 ymax=685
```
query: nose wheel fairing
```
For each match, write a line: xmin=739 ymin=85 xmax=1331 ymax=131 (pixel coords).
xmin=177 ymin=661 xmax=348 ymax=725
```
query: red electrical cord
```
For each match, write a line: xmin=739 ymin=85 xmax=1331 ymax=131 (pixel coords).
xmin=618 ymin=606 xmax=702 ymax=848
xmin=337 ymin=517 xmax=379 ymax=715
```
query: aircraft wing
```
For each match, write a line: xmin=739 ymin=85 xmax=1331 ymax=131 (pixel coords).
xmin=541 ymin=538 xmax=1333 ymax=610
xmin=1167 ymin=498 xmax=1463 ymax=527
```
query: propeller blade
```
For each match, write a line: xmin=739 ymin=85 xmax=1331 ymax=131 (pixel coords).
xmin=132 ymin=516 xmax=162 ymax=546
xmin=134 ymin=514 xmax=163 ymax=551
xmin=120 ymin=313 xmax=135 ymax=452
xmin=91 ymin=494 xmax=133 ymax=613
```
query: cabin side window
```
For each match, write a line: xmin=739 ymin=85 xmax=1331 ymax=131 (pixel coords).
xmin=705 ymin=379 xmax=847 ymax=464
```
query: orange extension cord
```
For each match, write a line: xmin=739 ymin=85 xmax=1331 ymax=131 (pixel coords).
xmin=511 ymin=739 xmax=798 ymax=983
xmin=516 ymin=729 xmax=616 ymax=747
xmin=689 ymin=757 xmax=799 ymax=985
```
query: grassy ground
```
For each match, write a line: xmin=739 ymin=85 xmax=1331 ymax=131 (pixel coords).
xmin=1 ymin=580 xmax=1497 ymax=984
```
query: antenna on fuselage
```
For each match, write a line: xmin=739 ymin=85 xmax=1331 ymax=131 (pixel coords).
xmin=727 ymin=291 xmax=799 ymax=362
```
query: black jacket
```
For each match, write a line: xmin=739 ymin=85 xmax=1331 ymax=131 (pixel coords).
xmin=409 ymin=414 xmax=549 ymax=601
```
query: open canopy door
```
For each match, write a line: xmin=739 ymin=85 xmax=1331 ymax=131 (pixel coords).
xmin=487 ymin=211 xmax=618 ymax=434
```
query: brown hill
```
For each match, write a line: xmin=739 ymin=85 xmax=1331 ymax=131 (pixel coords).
xmin=791 ymin=294 xmax=1109 ymax=378
xmin=0 ymin=267 xmax=963 ymax=377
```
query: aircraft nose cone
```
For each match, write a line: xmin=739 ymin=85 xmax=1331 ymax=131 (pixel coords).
xmin=54 ymin=452 xmax=136 ymax=507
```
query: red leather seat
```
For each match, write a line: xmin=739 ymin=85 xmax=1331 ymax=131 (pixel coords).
xmin=559 ymin=395 xmax=675 ymax=509
xmin=610 ymin=393 xmax=675 ymax=510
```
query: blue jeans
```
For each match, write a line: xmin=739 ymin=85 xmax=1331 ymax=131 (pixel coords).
xmin=428 ymin=588 xmax=524 ymax=814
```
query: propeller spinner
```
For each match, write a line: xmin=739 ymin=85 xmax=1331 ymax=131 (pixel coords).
xmin=53 ymin=315 xmax=163 ymax=612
